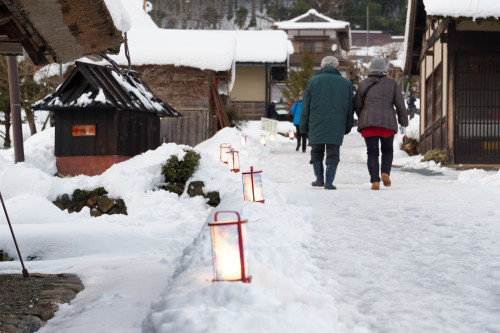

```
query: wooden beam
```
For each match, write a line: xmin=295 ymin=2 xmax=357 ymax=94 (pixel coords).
xmin=419 ymin=19 xmax=448 ymax=62
xmin=0 ymin=41 xmax=23 ymax=54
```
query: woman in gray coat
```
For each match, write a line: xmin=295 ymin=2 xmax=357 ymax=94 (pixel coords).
xmin=354 ymin=57 xmax=408 ymax=190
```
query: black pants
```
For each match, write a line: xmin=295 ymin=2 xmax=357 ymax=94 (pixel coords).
xmin=310 ymin=144 xmax=340 ymax=166
xmin=364 ymin=136 xmax=394 ymax=183
xmin=295 ymin=125 xmax=307 ymax=151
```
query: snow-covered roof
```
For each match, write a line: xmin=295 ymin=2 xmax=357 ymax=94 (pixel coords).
xmin=104 ymin=0 xmax=158 ymax=31
xmin=423 ymin=0 xmax=500 ymax=20
xmin=273 ymin=9 xmax=350 ymax=30
xmin=33 ymin=62 xmax=179 ymax=117
xmin=221 ymin=30 xmax=290 ymax=63
xmin=89 ymin=28 xmax=237 ymax=72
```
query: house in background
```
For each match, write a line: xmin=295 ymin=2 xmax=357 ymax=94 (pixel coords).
xmin=405 ymin=0 xmax=500 ymax=164
xmin=32 ymin=61 xmax=180 ymax=176
xmin=272 ymin=9 xmax=352 ymax=80
xmin=223 ymin=30 xmax=291 ymax=120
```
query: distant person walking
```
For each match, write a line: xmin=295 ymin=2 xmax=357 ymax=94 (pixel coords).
xmin=354 ymin=57 xmax=408 ymax=190
xmin=299 ymin=56 xmax=354 ymax=190
xmin=407 ymin=92 xmax=417 ymax=119
xmin=290 ymin=95 xmax=307 ymax=152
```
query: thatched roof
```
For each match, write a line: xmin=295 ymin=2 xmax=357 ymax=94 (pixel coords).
xmin=32 ymin=61 xmax=180 ymax=117
xmin=0 ymin=0 xmax=122 ymax=65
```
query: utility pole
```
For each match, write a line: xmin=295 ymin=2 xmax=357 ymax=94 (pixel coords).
xmin=366 ymin=4 xmax=370 ymax=61
xmin=6 ymin=56 xmax=24 ymax=163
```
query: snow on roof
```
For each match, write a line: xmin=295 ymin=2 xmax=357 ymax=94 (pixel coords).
xmin=91 ymin=28 xmax=237 ymax=71
xmin=221 ymin=30 xmax=290 ymax=63
xmin=273 ymin=9 xmax=350 ymax=30
xmin=423 ymin=0 xmax=500 ymax=19
xmin=104 ymin=0 xmax=158 ymax=31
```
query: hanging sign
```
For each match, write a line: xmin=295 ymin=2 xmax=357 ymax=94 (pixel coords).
xmin=260 ymin=117 xmax=278 ymax=134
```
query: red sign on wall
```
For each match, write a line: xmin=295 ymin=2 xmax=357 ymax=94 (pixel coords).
xmin=72 ymin=125 xmax=96 ymax=136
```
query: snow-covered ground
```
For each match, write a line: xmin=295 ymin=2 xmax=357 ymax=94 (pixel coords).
xmin=1 ymin=120 xmax=499 ymax=332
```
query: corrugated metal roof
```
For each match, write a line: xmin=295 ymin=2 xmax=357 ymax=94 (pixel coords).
xmin=32 ymin=61 xmax=180 ymax=117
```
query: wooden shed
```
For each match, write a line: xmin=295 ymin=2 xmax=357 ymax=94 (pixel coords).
xmin=406 ymin=0 xmax=500 ymax=164
xmin=32 ymin=61 xmax=180 ymax=176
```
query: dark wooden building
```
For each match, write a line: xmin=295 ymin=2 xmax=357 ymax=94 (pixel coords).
xmin=406 ymin=0 xmax=500 ymax=164
xmin=33 ymin=61 xmax=180 ymax=176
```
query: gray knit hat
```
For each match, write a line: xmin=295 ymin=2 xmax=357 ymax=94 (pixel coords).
xmin=369 ymin=57 xmax=387 ymax=72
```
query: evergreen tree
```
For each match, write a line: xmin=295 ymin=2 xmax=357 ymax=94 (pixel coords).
xmin=280 ymin=52 xmax=314 ymax=104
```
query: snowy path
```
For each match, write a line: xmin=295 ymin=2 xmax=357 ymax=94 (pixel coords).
xmin=261 ymin=133 xmax=500 ymax=333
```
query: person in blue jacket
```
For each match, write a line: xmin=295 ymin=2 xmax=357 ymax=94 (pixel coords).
xmin=290 ymin=95 xmax=307 ymax=152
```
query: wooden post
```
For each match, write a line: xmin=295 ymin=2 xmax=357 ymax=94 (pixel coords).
xmin=6 ymin=56 xmax=25 ymax=163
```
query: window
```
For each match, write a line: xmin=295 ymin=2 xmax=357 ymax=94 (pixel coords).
xmin=300 ymin=41 xmax=322 ymax=53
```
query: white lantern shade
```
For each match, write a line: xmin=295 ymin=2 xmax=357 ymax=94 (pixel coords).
xmin=241 ymin=134 xmax=248 ymax=145
xmin=220 ymin=143 xmax=231 ymax=163
xmin=227 ymin=149 xmax=240 ymax=172
xmin=209 ymin=211 xmax=251 ymax=282
xmin=289 ymin=130 xmax=295 ymax=140
xmin=259 ymin=135 xmax=266 ymax=145
xmin=269 ymin=133 xmax=276 ymax=141
xmin=242 ymin=167 xmax=264 ymax=203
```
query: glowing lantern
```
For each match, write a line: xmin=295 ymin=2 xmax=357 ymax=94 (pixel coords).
xmin=241 ymin=134 xmax=248 ymax=146
xmin=227 ymin=149 xmax=240 ymax=172
xmin=269 ymin=133 xmax=276 ymax=141
xmin=220 ymin=143 xmax=231 ymax=163
xmin=209 ymin=211 xmax=251 ymax=283
xmin=259 ymin=135 xmax=266 ymax=145
xmin=242 ymin=166 xmax=264 ymax=203
xmin=289 ymin=130 xmax=295 ymax=140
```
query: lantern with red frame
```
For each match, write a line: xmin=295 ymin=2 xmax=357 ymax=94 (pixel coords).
xmin=227 ymin=149 xmax=240 ymax=172
xmin=241 ymin=134 xmax=248 ymax=146
xmin=209 ymin=211 xmax=252 ymax=283
xmin=259 ymin=134 xmax=266 ymax=145
xmin=289 ymin=129 xmax=295 ymax=140
xmin=242 ymin=166 xmax=264 ymax=203
xmin=220 ymin=143 xmax=231 ymax=163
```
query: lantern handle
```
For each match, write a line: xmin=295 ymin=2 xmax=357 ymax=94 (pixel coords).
xmin=214 ymin=211 xmax=242 ymax=222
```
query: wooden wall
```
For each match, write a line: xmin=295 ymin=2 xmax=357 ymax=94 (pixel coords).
xmin=55 ymin=108 xmax=160 ymax=157
xmin=133 ymin=64 xmax=218 ymax=146
xmin=160 ymin=110 xmax=210 ymax=148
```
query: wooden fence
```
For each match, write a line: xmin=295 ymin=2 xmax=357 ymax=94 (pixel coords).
xmin=160 ymin=109 xmax=210 ymax=148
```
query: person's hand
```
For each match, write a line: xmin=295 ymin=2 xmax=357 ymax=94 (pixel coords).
xmin=400 ymin=126 xmax=406 ymax=135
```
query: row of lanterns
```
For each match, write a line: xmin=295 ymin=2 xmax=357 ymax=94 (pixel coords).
xmin=210 ymin=130 xmax=295 ymax=283
xmin=210 ymin=133 xmax=272 ymax=284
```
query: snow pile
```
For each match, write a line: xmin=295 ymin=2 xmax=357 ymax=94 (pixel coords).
xmin=104 ymin=0 xmax=158 ymax=31
xmin=1 ymin=119 xmax=500 ymax=332
xmin=423 ymin=0 xmax=500 ymax=20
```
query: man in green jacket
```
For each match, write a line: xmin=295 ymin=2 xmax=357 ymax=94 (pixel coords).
xmin=299 ymin=56 xmax=354 ymax=190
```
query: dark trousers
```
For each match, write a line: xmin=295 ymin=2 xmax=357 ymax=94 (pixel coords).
xmin=408 ymin=106 xmax=416 ymax=119
xmin=295 ymin=125 xmax=307 ymax=151
xmin=364 ymin=136 xmax=394 ymax=183
xmin=310 ymin=144 xmax=340 ymax=166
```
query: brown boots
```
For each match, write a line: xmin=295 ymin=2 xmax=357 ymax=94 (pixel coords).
xmin=371 ymin=174 xmax=391 ymax=190
xmin=381 ymin=173 xmax=391 ymax=187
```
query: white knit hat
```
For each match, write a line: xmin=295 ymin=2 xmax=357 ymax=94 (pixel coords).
xmin=369 ymin=57 xmax=387 ymax=72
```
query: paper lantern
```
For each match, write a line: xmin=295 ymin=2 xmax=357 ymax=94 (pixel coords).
xmin=227 ymin=149 xmax=240 ymax=172
xmin=289 ymin=130 xmax=295 ymax=140
xmin=242 ymin=166 xmax=264 ymax=203
xmin=209 ymin=211 xmax=251 ymax=283
xmin=220 ymin=143 xmax=231 ymax=163
xmin=259 ymin=135 xmax=266 ymax=145
xmin=269 ymin=133 xmax=276 ymax=141
xmin=241 ymin=134 xmax=248 ymax=146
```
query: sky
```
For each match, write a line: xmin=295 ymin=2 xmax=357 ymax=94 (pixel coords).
xmin=1 ymin=115 xmax=499 ymax=333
